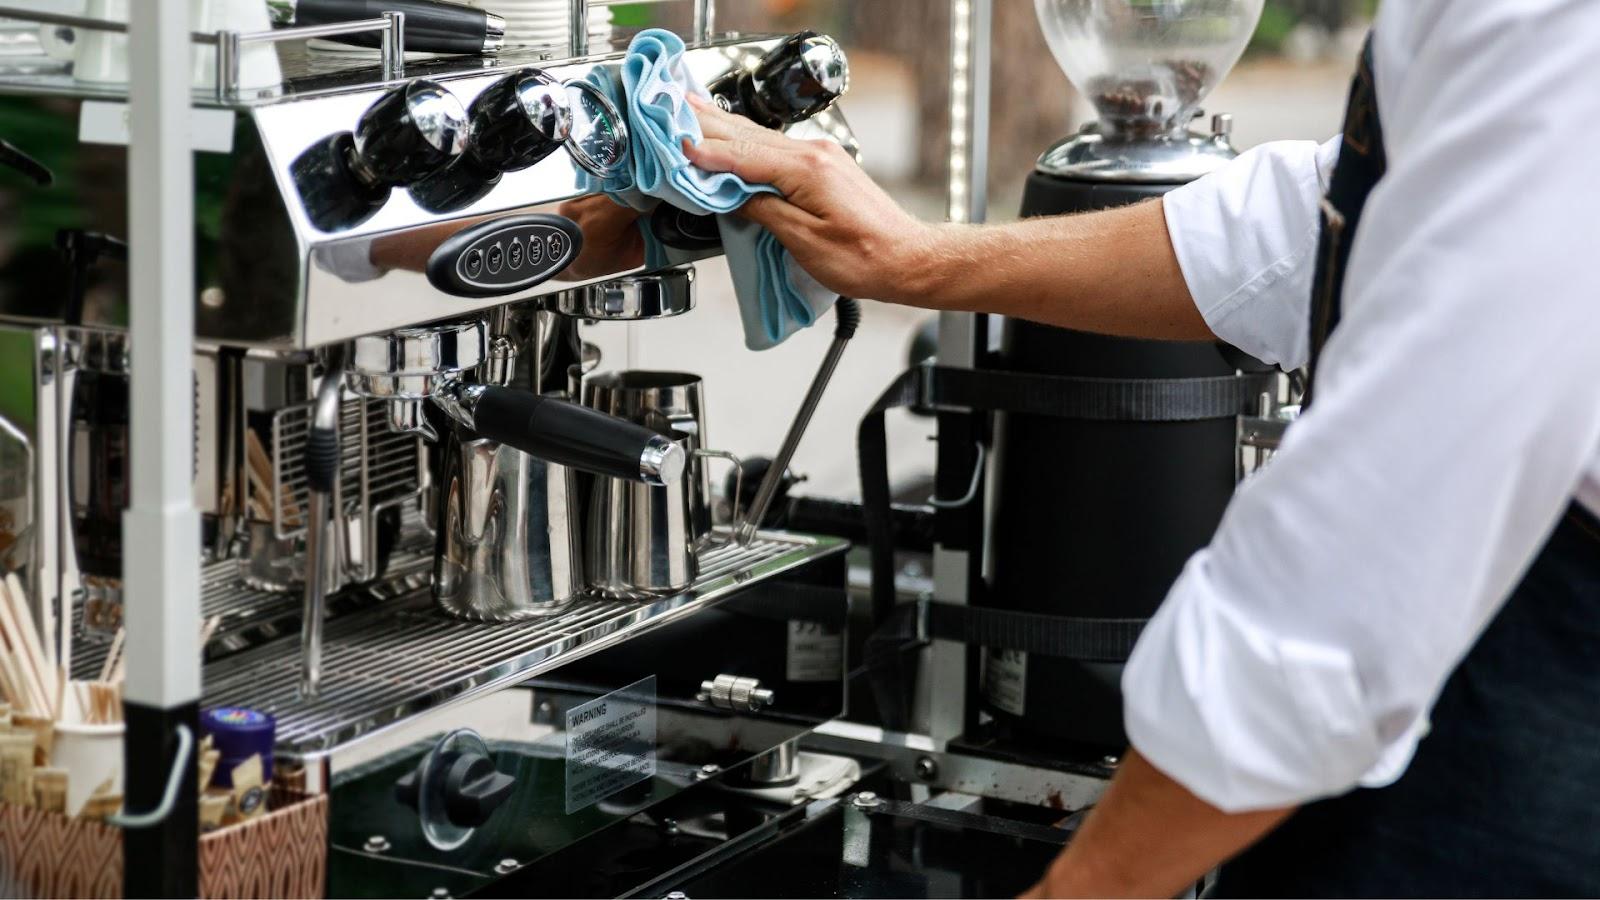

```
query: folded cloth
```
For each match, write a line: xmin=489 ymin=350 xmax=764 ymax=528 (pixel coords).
xmin=578 ymin=28 xmax=838 ymax=350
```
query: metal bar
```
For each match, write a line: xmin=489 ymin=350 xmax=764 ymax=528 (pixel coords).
xmin=569 ymin=0 xmax=589 ymax=57
xmin=123 ymin=1 xmax=200 ymax=895
xmin=692 ymin=0 xmax=715 ymax=43
xmin=235 ymin=17 xmax=397 ymax=46
xmin=736 ymin=338 xmax=848 ymax=545
xmin=381 ymin=11 xmax=405 ymax=82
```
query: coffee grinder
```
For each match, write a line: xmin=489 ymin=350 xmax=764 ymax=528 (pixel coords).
xmin=983 ymin=0 xmax=1264 ymax=749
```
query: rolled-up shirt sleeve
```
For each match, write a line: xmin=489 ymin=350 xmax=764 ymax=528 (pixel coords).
xmin=1162 ymin=136 xmax=1340 ymax=368
xmin=1125 ymin=0 xmax=1600 ymax=812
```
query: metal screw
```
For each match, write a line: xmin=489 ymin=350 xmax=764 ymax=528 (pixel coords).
xmin=914 ymin=756 xmax=938 ymax=781
xmin=851 ymin=791 xmax=881 ymax=809
xmin=494 ymin=858 xmax=520 ymax=875
xmin=1101 ymin=754 xmax=1121 ymax=768
xmin=536 ymin=700 xmax=556 ymax=718
xmin=694 ymin=763 xmax=720 ymax=781
xmin=660 ymin=817 xmax=680 ymax=836
xmin=665 ymin=892 xmax=690 ymax=900
xmin=363 ymin=835 xmax=391 ymax=853
xmin=430 ymin=890 xmax=450 ymax=900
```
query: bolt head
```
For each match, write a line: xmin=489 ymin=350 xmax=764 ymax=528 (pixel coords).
xmin=363 ymin=835 xmax=391 ymax=853
xmin=914 ymin=756 xmax=938 ymax=780
xmin=851 ymin=790 xmax=881 ymax=809
xmin=1101 ymin=754 xmax=1121 ymax=768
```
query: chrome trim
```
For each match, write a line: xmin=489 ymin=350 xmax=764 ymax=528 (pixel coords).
xmin=555 ymin=265 xmax=695 ymax=320
xmin=202 ymin=530 xmax=848 ymax=760
xmin=638 ymin=434 xmax=686 ymax=487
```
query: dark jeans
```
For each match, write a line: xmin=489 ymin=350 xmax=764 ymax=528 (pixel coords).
xmin=1214 ymin=505 xmax=1600 ymax=898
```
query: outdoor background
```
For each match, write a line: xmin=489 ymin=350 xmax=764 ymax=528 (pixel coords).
xmin=583 ymin=0 xmax=1370 ymax=501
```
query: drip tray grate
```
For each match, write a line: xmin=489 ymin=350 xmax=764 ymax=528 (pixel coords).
xmin=201 ymin=531 xmax=846 ymax=760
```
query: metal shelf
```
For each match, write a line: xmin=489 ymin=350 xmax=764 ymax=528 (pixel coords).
xmin=201 ymin=530 xmax=847 ymax=761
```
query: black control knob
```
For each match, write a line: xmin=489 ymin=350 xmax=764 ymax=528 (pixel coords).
xmin=395 ymin=748 xmax=515 ymax=829
xmin=708 ymin=31 xmax=849 ymax=129
xmin=469 ymin=68 xmax=572 ymax=172
xmin=351 ymin=79 xmax=469 ymax=187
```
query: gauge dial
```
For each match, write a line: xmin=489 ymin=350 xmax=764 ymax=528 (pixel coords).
xmin=563 ymin=78 xmax=630 ymax=178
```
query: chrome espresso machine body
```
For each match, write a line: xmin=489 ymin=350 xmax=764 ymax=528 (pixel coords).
xmin=0 ymin=11 xmax=859 ymax=895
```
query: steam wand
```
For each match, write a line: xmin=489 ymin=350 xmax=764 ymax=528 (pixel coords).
xmin=300 ymin=346 xmax=346 ymax=698
xmin=735 ymin=298 xmax=860 ymax=545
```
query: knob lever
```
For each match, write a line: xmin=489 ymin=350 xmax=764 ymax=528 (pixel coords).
xmin=707 ymin=31 xmax=849 ymax=128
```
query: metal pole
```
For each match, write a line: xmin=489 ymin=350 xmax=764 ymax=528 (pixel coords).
xmin=913 ymin=0 xmax=992 ymax=745
xmin=569 ymin=0 xmax=589 ymax=57
xmin=124 ymin=2 xmax=201 ymax=896
xmin=692 ymin=0 xmax=715 ymax=44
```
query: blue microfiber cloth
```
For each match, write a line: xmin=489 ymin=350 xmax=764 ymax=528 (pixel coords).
xmin=577 ymin=28 xmax=838 ymax=351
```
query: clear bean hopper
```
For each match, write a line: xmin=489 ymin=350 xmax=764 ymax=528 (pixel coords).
xmin=1034 ymin=0 xmax=1263 ymax=181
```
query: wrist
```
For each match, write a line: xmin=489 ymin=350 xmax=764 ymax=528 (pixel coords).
xmin=889 ymin=222 xmax=962 ymax=309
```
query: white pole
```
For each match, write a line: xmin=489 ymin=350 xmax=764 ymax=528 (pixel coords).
xmin=125 ymin=2 xmax=201 ymax=721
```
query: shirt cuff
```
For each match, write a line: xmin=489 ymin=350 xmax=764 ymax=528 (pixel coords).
xmin=1122 ymin=551 xmax=1398 ymax=812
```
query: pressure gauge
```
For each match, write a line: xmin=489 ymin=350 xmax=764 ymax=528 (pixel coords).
xmin=563 ymin=78 xmax=629 ymax=178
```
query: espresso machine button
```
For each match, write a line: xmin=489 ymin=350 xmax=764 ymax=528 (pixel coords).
xmin=707 ymin=31 xmax=849 ymax=128
xmin=350 ymin=80 xmax=470 ymax=187
xmin=467 ymin=68 xmax=572 ymax=172
xmin=425 ymin=213 xmax=583 ymax=297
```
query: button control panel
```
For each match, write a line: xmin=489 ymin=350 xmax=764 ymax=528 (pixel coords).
xmin=426 ymin=213 xmax=584 ymax=297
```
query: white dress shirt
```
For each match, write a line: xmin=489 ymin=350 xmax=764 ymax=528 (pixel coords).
xmin=1124 ymin=0 xmax=1600 ymax=812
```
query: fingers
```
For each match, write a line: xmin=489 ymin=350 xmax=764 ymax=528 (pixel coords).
xmin=685 ymin=135 xmax=816 ymax=195
xmin=737 ymin=192 xmax=820 ymax=235
xmin=687 ymin=93 xmax=791 ymax=148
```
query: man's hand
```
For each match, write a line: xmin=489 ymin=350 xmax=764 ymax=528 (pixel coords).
xmin=1021 ymin=749 xmax=1294 ymax=898
xmin=684 ymin=93 xmax=1213 ymax=340
xmin=684 ymin=93 xmax=946 ymax=304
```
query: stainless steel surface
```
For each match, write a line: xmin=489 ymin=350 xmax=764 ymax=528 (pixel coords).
xmin=741 ymin=737 xmax=801 ymax=785
xmin=346 ymin=320 xmax=489 ymax=439
xmin=554 ymin=265 xmax=696 ymax=320
xmin=736 ymin=333 xmax=849 ymax=545
xmin=203 ymin=530 xmax=846 ymax=759
xmin=433 ymin=437 xmax=585 ymax=621
xmin=1034 ymin=122 xmax=1239 ymax=183
xmin=582 ymin=369 xmax=711 ymax=532
xmin=585 ymin=434 xmax=698 ymax=599
xmin=0 ymin=37 xmax=855 ymax=350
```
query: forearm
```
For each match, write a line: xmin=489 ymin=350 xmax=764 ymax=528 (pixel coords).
xmin=1025 ymin=749 xmax=1292 ymax=899
xmin=905 ymin=199 xmax=1214 ymax=342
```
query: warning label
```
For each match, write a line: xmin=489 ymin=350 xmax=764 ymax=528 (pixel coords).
xmin=982 ymin=648 xmax=1027 ymax=716
xmin=785 ymin=619 xmax=843 ymax=682
xmin=565 ymin=676 xmax=657 ymax=814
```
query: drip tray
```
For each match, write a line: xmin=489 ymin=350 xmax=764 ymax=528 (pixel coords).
xmin=201 ymin=530 xmax=847 ymax=761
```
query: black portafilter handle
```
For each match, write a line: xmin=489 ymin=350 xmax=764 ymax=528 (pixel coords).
xmin=289 ymin=0 xmax=505 ymax=55
xmin=444 ymin=385 xmax=686 ymax=486
xmin=707 ymin=31 xmax=849 ymax=129
xmin=350 ymin=79 xmax=469 ymax=188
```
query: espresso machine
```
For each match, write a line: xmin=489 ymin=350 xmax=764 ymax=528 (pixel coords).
xmin=963 ymin=0 xmax=1268 ymax=752
xmin=0 ymin=5 xmax=869 ymax=895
